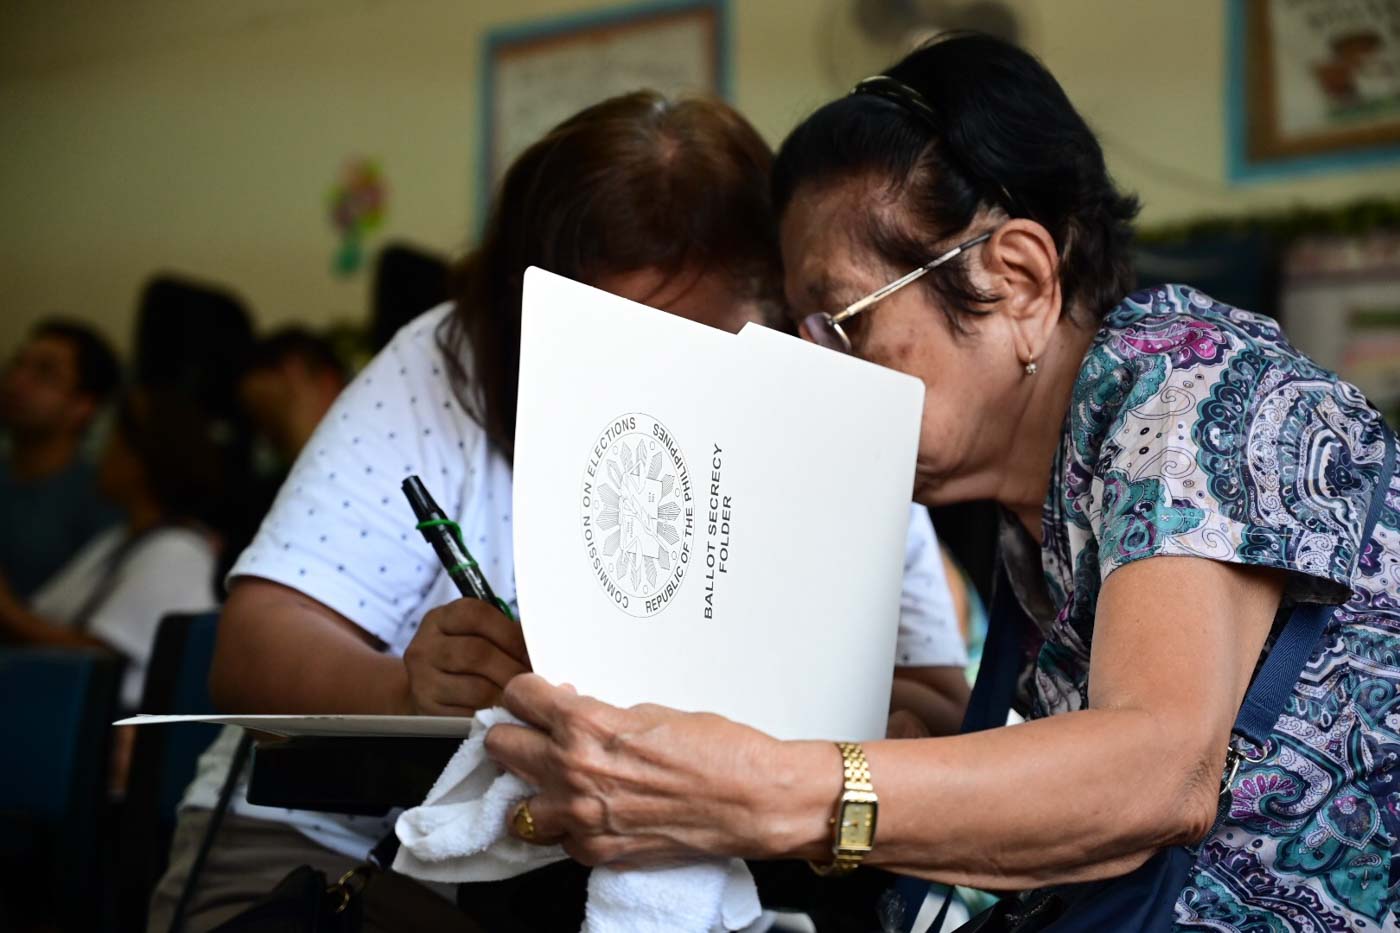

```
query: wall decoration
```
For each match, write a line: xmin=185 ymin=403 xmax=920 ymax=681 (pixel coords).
xmin=479 ymin=0 xmax=728 ymax=218
xmin=327 ymin=157 xmax=386 ymax=277
xmin=1229 ymin=0 xmax=1400 ymax=180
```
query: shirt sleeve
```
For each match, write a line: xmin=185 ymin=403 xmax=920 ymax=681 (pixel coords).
xmin=229 ymin=310 xmax=481 ymax=647
xmin=894 ymin=505 xmax=968 ymax=667
xmin=1086 ymin=320 xmax=1390 ymax=608
xmin=86 ymin=529 xmax=218 ymax=707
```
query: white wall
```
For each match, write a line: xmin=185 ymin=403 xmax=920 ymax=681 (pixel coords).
xmin=3 ymin=0 xmax=1398 ymax=354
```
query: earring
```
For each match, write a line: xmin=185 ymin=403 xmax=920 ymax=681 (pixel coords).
xmin=1024 ymin=360 xmax=1038 ymax=376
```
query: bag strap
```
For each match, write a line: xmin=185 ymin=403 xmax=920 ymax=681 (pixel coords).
xmin=70 ymin=526 xmax=163 ymax=633
xmin=168 ymin=730 xmax=254 ymax=933
xmin=1230 ymin=426 xmax=1395 ymax=748
xmin=959 ymin=563 xmax=1025 ymax=734
xmin=368 ymin=828 xmax=401 ymax=869
xmin=892 ymin=568 xmax=1026 ymax=932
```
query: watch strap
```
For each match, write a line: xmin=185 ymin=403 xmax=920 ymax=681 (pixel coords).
xmin=809 ymin=742 xmax=875 ymax=877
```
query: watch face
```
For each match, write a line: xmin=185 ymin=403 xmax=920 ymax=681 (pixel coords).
xmin=838 ymin=801 xmax=876 ymax=849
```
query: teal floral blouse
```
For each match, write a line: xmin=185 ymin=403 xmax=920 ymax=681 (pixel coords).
xmin=1024 ymin=285 xmax=1399 ymax=930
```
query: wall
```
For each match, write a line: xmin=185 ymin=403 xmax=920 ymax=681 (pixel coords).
xmin=3 ymin=0 xmax=1399 ymax=354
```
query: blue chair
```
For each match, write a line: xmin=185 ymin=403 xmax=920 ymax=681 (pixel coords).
xmin=115 ymin=611 xmax=223 ymax=932
xmin=0 ymin=647 xmax=125 ymax=931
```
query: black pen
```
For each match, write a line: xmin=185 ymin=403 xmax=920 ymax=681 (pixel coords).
xmin=402 ymin=475 xmax=514 ymax=619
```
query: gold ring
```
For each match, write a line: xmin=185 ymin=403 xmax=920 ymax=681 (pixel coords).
xmin=511 ymin=799 xmax=537 ymax=841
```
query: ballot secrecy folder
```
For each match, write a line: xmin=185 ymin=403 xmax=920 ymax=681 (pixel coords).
xmin=119 ymin=268 xmax=923 ymax=743
xmin=512 ymin=267 xmax=923 ymax=741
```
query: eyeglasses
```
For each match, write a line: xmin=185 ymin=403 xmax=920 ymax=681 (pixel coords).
xmin=798 ymin=231 xmax=994 ymax=355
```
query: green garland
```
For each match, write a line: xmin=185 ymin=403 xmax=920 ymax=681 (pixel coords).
xmin=1138 ymin=196 xmax=1400 ymax=245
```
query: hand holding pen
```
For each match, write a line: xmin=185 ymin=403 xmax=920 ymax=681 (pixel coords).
xmin=398 ymin=475 xmax=531 ymax=716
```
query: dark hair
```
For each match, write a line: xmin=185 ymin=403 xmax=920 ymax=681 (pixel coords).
xmin=31 ymin=318 xmax=122 ymax=404
xmin=245 ymin=327 xmax=347 ymax=383
xmin=114 ymin=389 xmax=225 ymax=523
xmin=772 ymin=33 xmax=1139 ymax=327
xmin=442 ymin=90 xmax=779 ymax=460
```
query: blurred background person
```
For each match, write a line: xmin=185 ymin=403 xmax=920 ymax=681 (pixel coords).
xmin=0 ymin=388 xmax=224 ymax=714
xmin=0 ymin=319 xmax=122 ymax=600
xmin=239 ymin=326 xmax=348 ymax=468
xmin=214 ymin=326 xmax=350 ymax=585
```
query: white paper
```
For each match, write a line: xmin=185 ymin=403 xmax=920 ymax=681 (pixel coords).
xmin=114 ymin=714 xmax=473 ymax=738
xmin=513 ymin=267 xmax=923 ymax=741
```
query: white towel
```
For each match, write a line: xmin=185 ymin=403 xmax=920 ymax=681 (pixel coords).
xmin=393 ymin=708 xmax=762 ymax=933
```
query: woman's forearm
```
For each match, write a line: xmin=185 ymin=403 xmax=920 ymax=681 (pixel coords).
xmin=768 ymin=707 xmax=1220 ymax=890
xmin=765 ymin=559 xmax=1281 ymax=889
xmin=210 ymin=578 xmax=412 ymax=715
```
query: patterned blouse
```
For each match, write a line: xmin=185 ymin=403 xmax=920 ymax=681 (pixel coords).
xmin=1014 ymin=284 xmax=1398 ymax=930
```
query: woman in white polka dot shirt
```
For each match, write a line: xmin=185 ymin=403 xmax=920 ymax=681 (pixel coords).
xmin=148 ymin=92 xmax=971 ymax=932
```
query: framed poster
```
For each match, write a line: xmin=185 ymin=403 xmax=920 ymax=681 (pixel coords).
xmin=1229 ymin=0 xmax=1400 ymax=180
xmin=479 ymin=0 xmax=728 ymax=216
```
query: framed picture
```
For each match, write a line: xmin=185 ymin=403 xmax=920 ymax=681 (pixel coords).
xmin=479 ymin=0 xmax=729 ymax=217
xmin=1229 ymin=0 xmax=1400 ymax=180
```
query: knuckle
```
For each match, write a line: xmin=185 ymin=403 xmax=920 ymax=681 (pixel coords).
xmin=692 ymin=711 xmax=727 ymax=730
xmin=571 ymin=702 xmax=618 ymax=743
xmin=559 ymin=743 xmax=605 ymax=780
xmin=563 ymin=795 xmax=606 ymax=831
xmin=435 ymin=599 xmax=479 ymax=634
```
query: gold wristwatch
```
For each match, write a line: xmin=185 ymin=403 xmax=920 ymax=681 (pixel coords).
xmin=809 ymin=742 xmax=878 ymax=876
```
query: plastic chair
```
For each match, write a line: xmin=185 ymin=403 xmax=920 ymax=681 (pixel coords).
xmin=114 ymin=611 xmax=223 ymax=932
xmin=0 ymin=647 xmax=125 ymax=931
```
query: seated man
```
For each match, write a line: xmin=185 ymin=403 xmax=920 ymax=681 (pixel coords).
xmin=0 ymin=319 xmax=122 ymax=600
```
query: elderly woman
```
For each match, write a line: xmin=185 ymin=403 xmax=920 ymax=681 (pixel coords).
xmin=484 ymin=34 xmax=1400 ymax=930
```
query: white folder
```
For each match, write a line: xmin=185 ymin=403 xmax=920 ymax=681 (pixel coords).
xmin=512 ymin=267 xmax=922 ymax=741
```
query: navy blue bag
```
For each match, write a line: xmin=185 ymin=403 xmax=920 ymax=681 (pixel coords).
xmin=897 ymin=428 xmax=1395 ymax=933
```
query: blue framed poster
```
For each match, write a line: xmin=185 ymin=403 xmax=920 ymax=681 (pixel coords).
xmin=1227 ymin=0 xmax=1400 ymax=182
